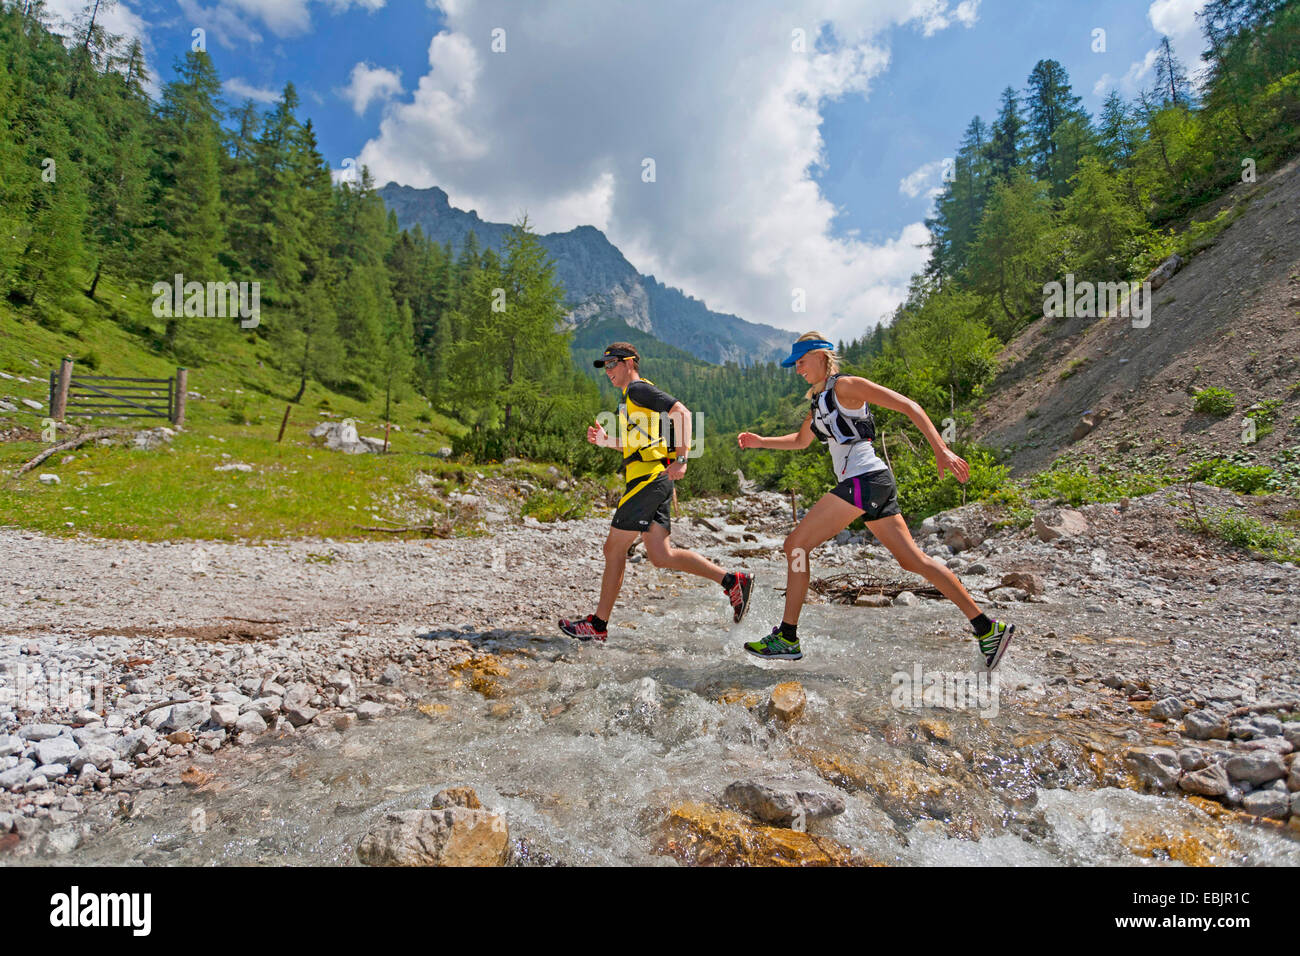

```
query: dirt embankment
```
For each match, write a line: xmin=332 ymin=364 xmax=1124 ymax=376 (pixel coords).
xmin=973 ymin=155 xmax=1300 ymax=477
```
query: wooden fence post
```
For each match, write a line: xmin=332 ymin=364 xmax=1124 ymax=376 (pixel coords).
xmin=172 ymin=368 xmax=188 ymax=427
xmin=277 ymin=404 xmax=292 ymax=442
xmin=51 ymin=357 xmax=73 ymax=421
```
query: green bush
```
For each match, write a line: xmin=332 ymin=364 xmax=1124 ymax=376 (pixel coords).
xmin=520 ymin=489 xmax=589 ymax=523
xmin=1193 ymin=387 xmax=1237 ymax=416
xmin=1183 ymin=508 xmax=1300 ymax=563
xmin=890 ymin=443 xmax=1009 ymax=521
xmin=1027 ymin=464 xmax=1165 ymax=505
xmin=1188 ymin=457 xmax=1273 ymax=494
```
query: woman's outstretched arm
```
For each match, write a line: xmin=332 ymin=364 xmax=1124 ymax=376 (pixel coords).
xmin=835 ymin=376 xmax=970 ymax=482
xmin=737 ymin=413 xmax=814 ymax=451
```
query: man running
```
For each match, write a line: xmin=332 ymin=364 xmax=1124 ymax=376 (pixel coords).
xmin=559 ymin=343 xmax=754 ymax=641
xmin=736 ymin=332 xmax=1014 ymax=669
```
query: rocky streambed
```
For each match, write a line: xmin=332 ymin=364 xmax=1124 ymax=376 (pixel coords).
xmin=1 ymin=484 xmax=1298 ymax=865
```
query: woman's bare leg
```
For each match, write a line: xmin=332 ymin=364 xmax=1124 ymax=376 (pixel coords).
xmin=781 ymin=493 xmax=864 ymax=625
xmin=866 ymin=513 xmax=981 ymax=618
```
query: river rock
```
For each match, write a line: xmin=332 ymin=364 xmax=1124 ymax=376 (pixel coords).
xmin=658 ymin=802 xmax=871 ymax=867
xmin=854 ymin=593 xmax=891 ymax=608
xmin=1239 ymin=737 xmax=1293 ymax=756
xmin=1179 ymin=763 xmax=1229 ymax=797
xmin=209 ymin=704 xmax=240 ymax=728
xmin=0 ymin=735 xmax=21 ymax=757
xmin=1289 ymin=762 xmax=1300 ymax=792
xmin=1032 ymin=508 xmax=1088 ymax=542
xmin=163 ymin=701 xmax=209 ymax=731
xmin=69 ymin=745 xmax=116 ymax=772
xmin=1225 ymin=752 xmax=1286 ymax=786
xmin=356 ymin=701 xmax=385 ymax=721
xmin=722 ymin=779 xmax=846 ymax=828
xmin=33 ymin=737 xmax=78 ymax=767
xmin=282 ymin=700 xmax=319 ymax=727
xmin=18 ymin=724 xmax=66 ymax=742
xmin=243 ymin=696 xmax=281 ymax=719
xmin=356 ymin=807 xmax=510 ymax=867
xmin=1125 ymin=747 xmax=1180 ymax=792
xmin=234 ymin=711 xmax=267 ymax=735
xmin=1283 ymin=725 xmax=1300 ymax=748
xmin=893 ymin=590 xmax=921 ymax=607
xmin=1241 ymin=790 xmax=1289 ymax=819
xmin=1182 ymin=710 xmax=1229 ymax=740
xmin=999 ymin=572 xmax=1045 ymax=596
xmin=769 ymin=683 xmax=806 ymax=723
xmin=0 ymin=763 xmax=33 ymax=790
xmin=1150 ymin=697 xmax=1187 ymax=720
xmin=1178 ymin=748 xmax=1208 ymax=771
xmin=431 ymin=787 xmax=482 ymax=810
xmin=936 ymin=506 xmax=989 ymax=552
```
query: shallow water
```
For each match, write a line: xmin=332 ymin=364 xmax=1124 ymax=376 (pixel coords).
xmin=38 ymin=564 xmax=1300 ymax=866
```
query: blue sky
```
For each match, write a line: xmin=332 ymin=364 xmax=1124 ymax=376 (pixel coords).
xmin=42 ymin=0 xmax=1211 ymax=341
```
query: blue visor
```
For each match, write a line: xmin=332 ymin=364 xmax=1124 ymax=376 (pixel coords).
xmin=780 ymin=339 xmax=835 ymax=368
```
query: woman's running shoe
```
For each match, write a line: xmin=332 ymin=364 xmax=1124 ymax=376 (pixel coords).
xmin=743 ymin=626 xmax=802 ymax=660
xmin=977 ymin=621 xmax=1015 ymax=670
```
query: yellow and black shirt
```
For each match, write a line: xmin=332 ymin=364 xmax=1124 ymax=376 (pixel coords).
xmin=618 ymin=378 xmax=678 ymax=506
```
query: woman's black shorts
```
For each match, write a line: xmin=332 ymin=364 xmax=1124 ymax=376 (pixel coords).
xmin=829 ymin=468 xmax=901 ymax=521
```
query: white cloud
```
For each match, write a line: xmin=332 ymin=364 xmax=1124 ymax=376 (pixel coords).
xmin=899 ymin=157 xmax=954 ymax=200
xmin=912 ymin=0 xmax=980 ymax=36
xmin=358 ymin=1 xmax=980 ymax=340
xmin=341 ymin=62 xmax=403 ymax=114
xmin=175 ymin=0 xmax=386 ymax=47
xmin=225 ymin=77 xmax=281 ymax=103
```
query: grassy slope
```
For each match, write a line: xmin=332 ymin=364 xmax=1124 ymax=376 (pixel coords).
xmin=0 ymin=267 xmax=566 ymax=541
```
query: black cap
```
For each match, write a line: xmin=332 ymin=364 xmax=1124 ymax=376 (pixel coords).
xmin=593 ymin=345 xmax=638 ymax=368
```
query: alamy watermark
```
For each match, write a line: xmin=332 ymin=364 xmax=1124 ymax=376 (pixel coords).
xmin=152 ymin=274 xmax=261 ymax=329
xmin=1 ymin=662 xmax=104 ymax=713
xmin=1043 ymin=273 xmax=1151 ymax=328
xmin=890 ymin=663 xmax=1000 ymax=718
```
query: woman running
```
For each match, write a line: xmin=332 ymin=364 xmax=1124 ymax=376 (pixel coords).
xmin=736 ymin=332 xmax=1014 ymax=669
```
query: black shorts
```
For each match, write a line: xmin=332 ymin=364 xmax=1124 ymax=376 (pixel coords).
xmin=612 ymin=472 xmax=673 ymax=533
xmin=830 ymin=468 xmax=901 ymax=521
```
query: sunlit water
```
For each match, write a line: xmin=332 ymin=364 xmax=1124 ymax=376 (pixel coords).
xmin=33 ymin=562 xmax=1300 ymax=866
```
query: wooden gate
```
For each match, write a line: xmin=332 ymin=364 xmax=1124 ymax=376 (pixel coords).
xmin=48 ymin=358 xmax=188 ymax=426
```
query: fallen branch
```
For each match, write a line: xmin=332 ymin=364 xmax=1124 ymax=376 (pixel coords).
xmin=1226 ymin=701 xmax=1300 ymax=718
xmin=810 ymin=571 xmax=943 ymax=603
xmin=355 ymin=524 xmax=452 ymax=537
xmin=692 ymin=515 xmax=721 ymax=532
xmin=140 ymin=698 xmax=193 ymax=717
xmin=12 ymin=428 xmax=120 ymax=477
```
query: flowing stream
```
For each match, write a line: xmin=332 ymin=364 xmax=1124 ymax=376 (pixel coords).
xmin=35 ymin=561 xmax=1300 ymax=866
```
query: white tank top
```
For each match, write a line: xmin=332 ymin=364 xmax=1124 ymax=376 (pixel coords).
xmin=812 ymin=384 xmax=887 ymax=481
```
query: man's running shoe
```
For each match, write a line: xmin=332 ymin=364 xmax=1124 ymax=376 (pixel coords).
xmin=977 ymin=621 xmax=1015 ymax=670
xmin=559 ymin=615 xmax=607 ymax=642
xmin=726 ymin=572 xmax=756 ymax=624
xmin=744 ymin=626 xmax=802 ymax=661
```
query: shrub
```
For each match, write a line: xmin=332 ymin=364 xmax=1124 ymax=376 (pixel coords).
xmin=1193 ymin=387 xmax=1236 ymax=416
xmin=521 ymin=489 xmax=588 ymax=523
xmin=1183 ymin=508 xmax=1300 ymax=563
xmin=1188 ymin=457 xmax=1273 ymax=494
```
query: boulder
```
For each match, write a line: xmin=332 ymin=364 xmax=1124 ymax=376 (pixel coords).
xmin=1225 ymin=751 xmax=1286 ymax=786
xmin=1182 ymin=709 xmax=1229 ymax=741
xmin=356 ymin=807 xmax=510 ymax=867
xmin=431 ymin=787 xmax=483 ymax=810
xmin=33 ymin=737 xmax=79 ymax=767
xmin=1178 ymin=763 xmax=1229 ymax=797
xmin=1143 ymin=253 xmax=1183 ymax=292
xmin=657 ymin=803 xmax=873 ymax=867
xmin=1032 ymin=508 xmax=1088 ymax=542
xmin=1150 ymin=697 xmax=1188 ymax=720
xmin=769 ymin=683 xmax=806 ymax=723
xmin=1124 ymin=747 xmax=1180 ymax=792
xmin=159 ymin=701 xmax=209 ymax=732
xmin=935 ymin=505 xmax=990 ymax=553
xmin=998 ymin=571 xmax=1045 ymax=597
xmin=722 ymin=780 xmax=846 ymax=829
xmin=1241 ymin=790 xmax=1289 ymax=819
